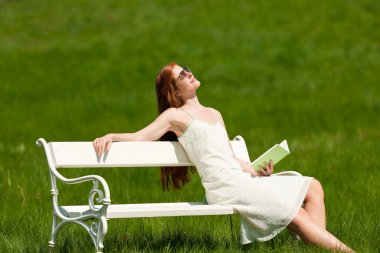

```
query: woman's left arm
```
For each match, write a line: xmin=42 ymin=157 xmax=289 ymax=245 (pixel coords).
xmin=211 ymin=108 xmax=273 ymax=177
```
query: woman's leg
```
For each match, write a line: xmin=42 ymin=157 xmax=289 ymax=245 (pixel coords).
xmin=288 ymin=208 xmax=354 ymax=252
xmin=303 ymin=178 xmax=326 ymax=229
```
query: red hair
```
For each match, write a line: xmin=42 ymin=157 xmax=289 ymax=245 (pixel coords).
xmin=155 ymin=62 xmax=196 ymax=191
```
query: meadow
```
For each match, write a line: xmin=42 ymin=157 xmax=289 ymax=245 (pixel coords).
xmin=0 ymin=0 xmax=379 ymax=252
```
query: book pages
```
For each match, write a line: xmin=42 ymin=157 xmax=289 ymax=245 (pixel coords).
xmin=251 ymin=140 xmax=290 ymax=171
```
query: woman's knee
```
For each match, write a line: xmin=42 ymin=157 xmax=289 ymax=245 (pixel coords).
xmin=312 ymin=178 xmax=324 ymax=197
xmin=305 ymin=179 xmax=324 ymax=201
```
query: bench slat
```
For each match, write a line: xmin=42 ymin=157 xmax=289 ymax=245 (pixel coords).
xmin=51 ymin=142 xmax=192 ymax=168
xmin=50 ymin=139 xmax=251 ymax=168
xmin=61 ymin=202 xmax=238 ymax=218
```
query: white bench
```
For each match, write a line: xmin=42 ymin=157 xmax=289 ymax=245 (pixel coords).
xmin=36 ymin=136 xmax=301 ymax=252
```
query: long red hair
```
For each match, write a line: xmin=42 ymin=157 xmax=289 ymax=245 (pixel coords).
xmin=155 ymin=62 xmax=196 ymax=191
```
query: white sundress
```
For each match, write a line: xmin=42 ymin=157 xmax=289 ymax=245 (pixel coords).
xmin=177 ymin=109 xmax=313 ymax=244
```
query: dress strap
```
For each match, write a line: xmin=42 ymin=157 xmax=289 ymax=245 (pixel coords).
xmin=180 ymin=108 xmax=194 ymax=119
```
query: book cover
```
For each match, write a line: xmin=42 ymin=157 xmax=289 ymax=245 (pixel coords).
xmin=251 ymin=140 xmax=290 ymax=171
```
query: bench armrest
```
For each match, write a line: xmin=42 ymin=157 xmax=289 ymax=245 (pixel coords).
xmin=62 ymin=175 xmax=111 ymax=210
xmin=273 ymin=171 xmax=302 ymax=177
xmin=37 ymin=138 xmax=111 ymax=215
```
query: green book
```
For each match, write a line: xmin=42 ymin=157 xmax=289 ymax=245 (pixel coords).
xmin=251 ymin=140 xmax=290 ymax=171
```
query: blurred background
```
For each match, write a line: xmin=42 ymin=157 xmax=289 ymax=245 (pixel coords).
xmin=0 ymin=0 xmax=379 ymax=252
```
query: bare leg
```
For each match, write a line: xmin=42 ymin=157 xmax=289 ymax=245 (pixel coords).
xmin=288 ymin=178 xmax=326 ymax=239
xmin=288 ymin=208 xmax=354 ymax=252
xmin=304 ymin=178 xmax=326 ymax=229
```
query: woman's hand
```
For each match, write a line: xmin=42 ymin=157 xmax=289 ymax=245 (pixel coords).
xmin=93 ymin=134 xmax=113 ymax=156
xmin=257 ymin=160 xmax=274 ymax=176
xmin=249 ymin=168 xmax=259 ymax=177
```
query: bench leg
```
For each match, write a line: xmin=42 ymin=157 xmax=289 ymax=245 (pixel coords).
xmin=48 ymin=214 xmax=57 ymax=250
xmin=48 ymin=215 xmax=68 ymax=251
xmin=89 ymin=216 xmax=108 ymax=253
xmin=48 ymin=213 xmax=108 ymax=252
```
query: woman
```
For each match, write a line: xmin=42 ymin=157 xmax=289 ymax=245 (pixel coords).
xmin=93 ymin=63 xmax=354 ymax=252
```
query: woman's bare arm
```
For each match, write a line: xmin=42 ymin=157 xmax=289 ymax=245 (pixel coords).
xmin=93 ymin=108 xmax=178 ymax=156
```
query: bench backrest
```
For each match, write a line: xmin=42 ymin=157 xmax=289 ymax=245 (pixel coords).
xmin=47 ymin=137 xmax=251 ymax=168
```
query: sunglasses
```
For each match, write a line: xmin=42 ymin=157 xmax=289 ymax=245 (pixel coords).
xmin=177 ymin=67 xmax=192 ymax=81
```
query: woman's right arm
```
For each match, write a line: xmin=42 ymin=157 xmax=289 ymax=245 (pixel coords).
xmin=93 ymin=108 xmax=178 ymax=156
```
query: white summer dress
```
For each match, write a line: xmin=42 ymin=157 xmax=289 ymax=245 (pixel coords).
xmin=177 ymin=108 xmax=313 ymax=244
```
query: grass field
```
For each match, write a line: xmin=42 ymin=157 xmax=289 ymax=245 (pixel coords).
xmin=0 ymin=0 xmax=379 ymax=252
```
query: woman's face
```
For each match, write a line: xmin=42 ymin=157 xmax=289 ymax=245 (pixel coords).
xmin=173 ymin=65 xmax=201 ymax=95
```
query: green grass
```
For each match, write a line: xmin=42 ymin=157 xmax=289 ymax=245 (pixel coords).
xmin=0 ymin=0 xmax=379 ymax=252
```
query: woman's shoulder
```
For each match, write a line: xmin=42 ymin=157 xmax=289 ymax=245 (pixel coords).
xmin=163 ymin=107 xmax=193 ymax=130
xmin=163 ymin=107 xmax=190 ymax=122
xmin=206 ymin=107 xmax=221 ymax=116
xmin=162 ymin=107 xmax=183 ymax=118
